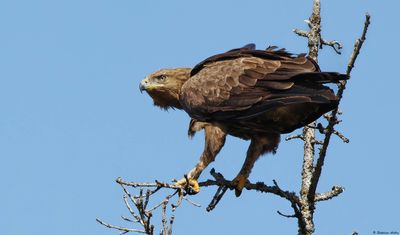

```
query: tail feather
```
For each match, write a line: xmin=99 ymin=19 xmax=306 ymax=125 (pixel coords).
xmin=293 ymin=72 xmax=349 ymax=84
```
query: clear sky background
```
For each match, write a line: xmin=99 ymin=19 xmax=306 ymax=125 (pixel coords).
xmin=1 ymin=0 xmax=399 ymax=234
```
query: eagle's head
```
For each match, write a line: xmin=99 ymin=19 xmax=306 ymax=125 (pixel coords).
xmin=140 ymin=68 xmax=191 ymax=110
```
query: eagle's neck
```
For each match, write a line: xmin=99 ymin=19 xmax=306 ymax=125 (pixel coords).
xmin=152 ymin=91 xmax=183 ymax=110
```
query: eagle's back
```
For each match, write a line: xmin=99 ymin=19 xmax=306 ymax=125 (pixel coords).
xmin=180 ymin=45 xmax=346 ymax=136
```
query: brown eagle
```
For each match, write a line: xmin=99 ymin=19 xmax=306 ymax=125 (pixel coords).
xmin=140 ymin=44 xmax=347 ymax=196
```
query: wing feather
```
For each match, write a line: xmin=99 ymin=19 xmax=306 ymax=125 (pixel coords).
xmin=181 ymin=45 xmax=344 ymax=121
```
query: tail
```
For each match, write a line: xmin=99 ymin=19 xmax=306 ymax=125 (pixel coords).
xmin=292 ymin=72 xmax=349 ymax=84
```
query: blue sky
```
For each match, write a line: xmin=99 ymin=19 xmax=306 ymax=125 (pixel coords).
xmin=1 ymin=0 xmax=399 ymax=234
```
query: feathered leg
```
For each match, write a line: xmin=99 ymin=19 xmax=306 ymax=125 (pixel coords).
xmin=233 ymin=133 xmax=280 ymax=197
xmin=176 ymin=120 xmax=226 ymax=194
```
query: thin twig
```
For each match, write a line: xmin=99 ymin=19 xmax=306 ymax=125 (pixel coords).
xmin=147 ymin=190 xmax=179 ymax=212
xmin=332 ymin=130 xmax=350 ymax=143
xmin=171 ymin=193 xmax=184 ymax=212
xmin=293 ymin=29 xmax=309 ymax=38
xmin=117 ymin=177 xmax=181 ymax=190
xmin=286 ymin=134 xmax=304 ymax=141
xmin=320 ymin=38 xmax=343 ymax=54
xmin=314 ymin=186 xmax=345 ymax=202
xmin=96 ymin=218 xmax=147 ymax=234
xmin=123 ymin=194 xmax=143 ymax=225
xmin=206 ymin=186 xmax=228 ymax=212
xmin=121 ymin=215 xmax=138 ymax=223
xmin=144 ymin=190 xmax=151 ymax=210
xmin=347 ymin=14 xmax=370 ymax=75
xmin=277 ymin=210 xmax=298 ymax=218
xmin=183 ymin=197 xmax=201 ymax=208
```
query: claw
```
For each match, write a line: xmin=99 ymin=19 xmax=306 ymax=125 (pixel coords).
xmin=175 ymin=177 xmax=200 ymax=195
xmin=232 ymin=175 xmax=247 ymax=197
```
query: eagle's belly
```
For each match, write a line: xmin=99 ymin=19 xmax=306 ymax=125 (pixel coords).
xmin=221 ymin=102 xmax=333 ymax=140
xmin=224 ymin=122 xmax=274 ymax=140
xmin=223 ymin=117 xmax=282 ymax=140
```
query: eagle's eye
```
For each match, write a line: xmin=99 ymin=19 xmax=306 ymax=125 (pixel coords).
xmin=155 ymin=75 xmax=166 ymax=82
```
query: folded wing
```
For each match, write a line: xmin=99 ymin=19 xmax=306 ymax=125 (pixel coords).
xmin=180 ymin=46 xmax=347 ymax=124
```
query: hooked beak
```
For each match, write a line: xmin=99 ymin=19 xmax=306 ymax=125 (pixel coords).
xmin=139 ymin=79 xmax=148 ymax=93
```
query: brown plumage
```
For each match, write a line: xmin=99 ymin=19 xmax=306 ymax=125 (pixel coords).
xmin=140 ymin=44 xmax=347 ymax=196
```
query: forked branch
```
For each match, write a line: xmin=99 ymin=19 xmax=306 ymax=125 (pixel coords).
xmin=292 ymin=1 xmax=370 ymax=234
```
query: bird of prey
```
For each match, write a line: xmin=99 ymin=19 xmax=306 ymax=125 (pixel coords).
xmin=140 ymin=44 xmax=347 ymax=196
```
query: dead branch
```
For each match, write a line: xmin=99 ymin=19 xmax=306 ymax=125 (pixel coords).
xmin=96 ymin=179 xmax=188 ymax=235
xmin=286 ymin=134 xmax=305 ymax=141
xmin=293 ymin=29 xmax=309 ymax=38
xmin=206 ymin=185 xmax=228 ymax=212
xmin=294 ymin=29 xmax=343 ymax=54
xmin=292 ymin=1 xmax=370 ymax=234
xmin=116 ymin=177 xmax=181 ymax=190
xmin=96 ymin=218 xmax=147 ymax=234
xmin=199 ymin=168 xmax=300 ymax=211
xmin=347 ymin=14 xmax=370 ymax=75
xmin=314 ymin=186 xmax=345 ymax=202
xmin=320 ymin=38 xmax=343 ymax=54
xmin=296 ymin=1 xmax=322 ymax=233
xmin=310 ymin=12 xmax=371 ymax=200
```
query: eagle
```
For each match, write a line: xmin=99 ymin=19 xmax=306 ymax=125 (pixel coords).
xmin=140 ymin=44 xmax=347 ymax=196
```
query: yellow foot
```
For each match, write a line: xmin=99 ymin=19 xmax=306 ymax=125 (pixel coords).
xmin=232 ymin=175 xmax=247 ymax=197
xmin=175 ymin=178 xmax=200 ymax=195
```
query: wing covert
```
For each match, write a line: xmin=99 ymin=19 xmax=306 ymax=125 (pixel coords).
xmin=181 ymin=46 xmax=339 ymax=122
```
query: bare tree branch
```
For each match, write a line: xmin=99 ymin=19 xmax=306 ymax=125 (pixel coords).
xmin=347 ymin=14 xmax=370 ymax=75
xmin=96 ymin=218 xmax=147 ymax=234
xmin=293 ymin=29 xmax=309 ymax=38
xmin=320 ymin=38 xmax=343 ymax=54
xmin=293 ymin=1 xmax=370 ymax=233
xmin=277 ymin=210 xmax=298 ymax=218
xmin=286 ymin=134 xmax=304 ymax=141
xmin=117 ymin=177 xmax=181 ymax=190
xmin=199 ymin=169 xmax=300 ymax=207
xmin=314 ymin=186 xmax=345 ymax=202
xmin=206 ymin=185 xmax=228 ymax=212
xmin=311 ymin=12 xmax=371 ymax=201
xmin=296 ymin=1 xmax=322 ymax=233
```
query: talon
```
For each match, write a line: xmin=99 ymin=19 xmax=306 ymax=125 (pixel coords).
xmin=175 ymin=178 xmax=200 ymax=195
xmin=232 ymin=175 xmax=247 ymax=197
